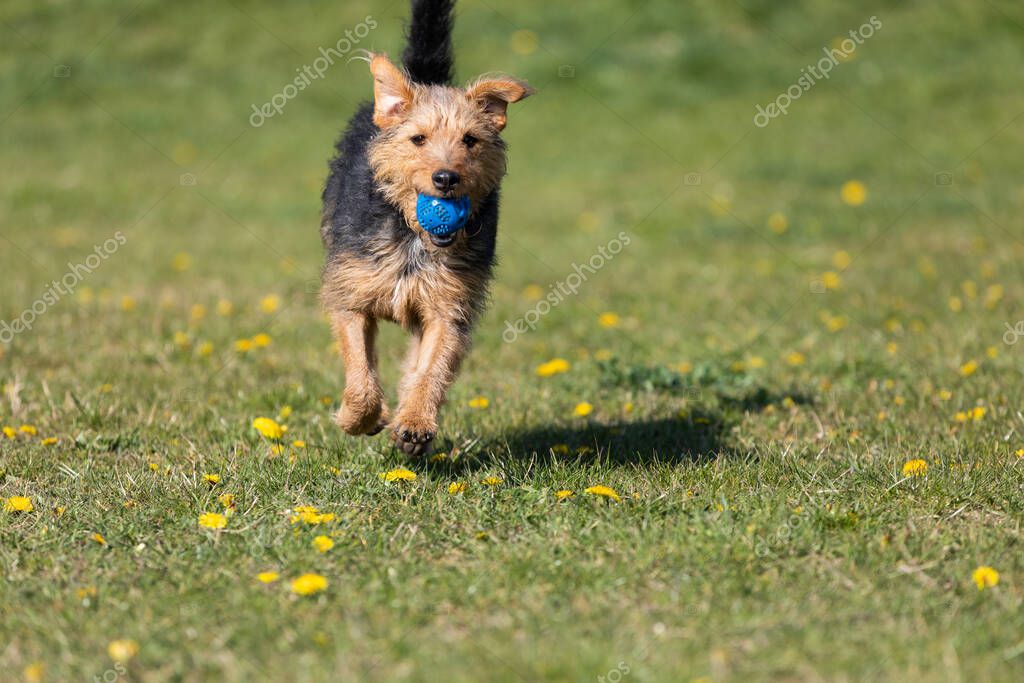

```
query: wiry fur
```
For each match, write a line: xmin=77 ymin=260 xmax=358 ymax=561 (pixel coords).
xmin=319 ymin=0 xmax=531 ymax=456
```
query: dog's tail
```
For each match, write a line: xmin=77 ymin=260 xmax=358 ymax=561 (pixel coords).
xmin=402 ymin=0 xmax=455 ymax=85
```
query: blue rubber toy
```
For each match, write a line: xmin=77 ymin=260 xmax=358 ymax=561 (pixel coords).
xmin=416 ymin=193 xmax=471 ymax=236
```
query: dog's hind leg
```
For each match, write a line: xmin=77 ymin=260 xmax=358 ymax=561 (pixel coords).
xmin=330 ymin=310 xmax=389 ymax=435
xmin=391 ymin=317 xmax=470 ymax=456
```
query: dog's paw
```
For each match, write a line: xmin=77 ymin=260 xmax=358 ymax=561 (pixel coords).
xmin=390 ymin=414 xmax=436 ymax=457
xmin=335 ymin=393 xmax=389 ymax=436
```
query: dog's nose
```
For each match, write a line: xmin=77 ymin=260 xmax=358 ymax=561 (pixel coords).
xmin=432 ymin=169 xmax=460 ymax=192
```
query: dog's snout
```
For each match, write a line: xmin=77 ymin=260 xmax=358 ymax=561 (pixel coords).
xmin=431 ymin=169 xmax=460 ymax=192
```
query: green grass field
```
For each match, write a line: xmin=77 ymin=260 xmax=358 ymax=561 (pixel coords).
xmin=2 ymin=0 xmax=1024 ymax=680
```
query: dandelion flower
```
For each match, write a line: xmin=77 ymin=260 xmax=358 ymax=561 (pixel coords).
xmin=573 ymin=402 xmax=594 ymax=417
xmin=555 ymin=489 xmax=574 ymax=500
xmin=91 ymin=532 xmax=107 ymax=545
xmin=171 ymin=252 xmax=191 ymax=271
xmin=1016 ymin=448 xmax=1024 ymax=458
xmin=313 ymin=535 xmax=334 ymax=553
xmin=840 ymin=180 xmax=867 ymax=206
xmin=970 ymin=406 xmax=987 ymax=420
xmin=598 ymin=312 xmax=620 ymax=328
xmin=821 ymin=271 xmax=842 ymax=290
xmin=448 ymin=482 xmax=467 ymax=494
xmin=203 ymin=473 xmax=220 ymax=485
xmin=938 ymin=389 xmax=952 ymax=401
xmin=107 ymin=639 xmax=139 ymax=662
xmin=198 ymin=512 xmax=227 ymax=529
xmin=972 ymin=565 xmax=999 ymax=590
xmin=218 ymin=493 xmax=235 ymax=508
xmin=481 ymin=476 xmax=503 ymax=487
xmin=535 ymin=358 xmax=570 ymax=377
xmin=902 ymin=459 xmax=928 ymax=477
xmin=259 ymin=294 xmax=281 ymax=313
xmin=252 ymin=417 xmax=286 ymax=440
xmin=18 ymin=424 xmax=37 ymax=436
xmin=216 ymin=299 xmax=234 ymax=316
xmin=832 ymin=250 xmax=851 ymax=269
xmin=2 ymin=426 xmax=15 ymax=439
xmin=766 ymin=212 xmax=788 ymax=234
xmin=291 ymin=440 xmax=306 ymax=449
xmin=584 ymin=485 xmax=621 ymax=502
xmin=234 ymin=338 xmax=253 ymax=352
xmin=959 ymin=360 xmax=978 ymax=377
xmin=551 ymin=444 xmax=570 ymax=456
xmin=380 ymin=468 xmax=417 ymax=482
xmin=257 ymin=571 xmax=280 ymax=584
xmin=4 ymin=496 xmax=33 ymax=512
xmin=785 ymin=351 xmax=806 ymax=366
xmin=252 ymin=332 xmax=272 ymax=348
xmin=291 ymin=573 xmax=328 ymax=595
xmin=197 ymin=341 xmax=214 ymax=357
xmin=467 ymin=396 xmax=490 ymax=409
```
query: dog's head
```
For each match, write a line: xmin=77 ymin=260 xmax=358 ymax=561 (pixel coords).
xmin=366 ymin=54 xmax=532 ymax=247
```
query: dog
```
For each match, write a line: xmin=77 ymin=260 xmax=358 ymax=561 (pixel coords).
xmin=320 ymin=0 xmax=532 ymax=456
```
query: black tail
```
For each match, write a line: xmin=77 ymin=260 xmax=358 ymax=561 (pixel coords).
xmin=402 ymin=0 xmax=455 ymax=85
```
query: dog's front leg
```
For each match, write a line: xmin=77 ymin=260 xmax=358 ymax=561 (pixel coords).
xmin=391 ymin=317 xmax=470 ymax=456
xmin=330 ymin=309 xmax=389 ymax=435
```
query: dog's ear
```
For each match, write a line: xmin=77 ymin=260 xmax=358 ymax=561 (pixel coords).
xmin=370 ymin=54 xmax=413 ymax=129
xmin=466 ymin=78 xmax=534 ymax=131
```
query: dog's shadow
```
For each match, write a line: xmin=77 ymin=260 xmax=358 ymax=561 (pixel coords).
xmin=426 ymin=409 xmax=730 ymax=476
xmin=418 ymin=381 xmax=803 ymax=476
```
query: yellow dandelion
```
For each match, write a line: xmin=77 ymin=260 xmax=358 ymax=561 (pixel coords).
xmin=598 ymin=312 xmax=621 ymax=328
xmin=832 ymin=250 xmax=851 ymax=269
xmin=2 ymin=426 xmax=15 ymax=439
xmin=522 ymin=283 xmax=544 ymax=300
xmin=481 ymin=476 xmax=503 ymax=487
xmin=938 ymin=389 xmax=952 ymax=401
xmin=313 ymin=535 xmax=334 ymax=553
xmin=216 ymin=299 xmax=234 ymax=316
xmin=623 ymin=401 xmax=634 ymax=413
xmin=536 ymin=358 xmax=571 ymax=377
xmin=886 ymin=342 xmax=899 ymax=355
xmin=785 ymin=351 xmax=806 ymax=367
xmin=197 ymin=341 xmax=214 ymax=357
xmin=594 ymin=348 xmax=613 ymax=361
xmin=40 ymin=436 xmax=58 ymax=446
xmin=747 ymin=356 xmax=766 ymax=369
xmin=551 ymin=444 xmax=570 ymax=455
xmin=23 ymin=662 xmax=44 ymax=683
xmin=198 ymin=512 xmax=227 ymax=529
xmin=986 ymin=345 xmax=998 ymax=359
xmin=959 ymin=360 xmax=978 ymax=377
xmin=218 ymin=493 xmax=235 ymax=508
xmin=291 ymin=440 xmax=306 ymax=449
xmin=448 ymin=482 xmax=467 ymax=494
xmin=120 ymin=296 xmax=137 ymax=312
xmin=766 ymin=212 xmax=788 ymax=234
xmin=380 ymin=468 xmax=417 ymax=482
xmin=257 ymin=571 xmax=280 ymax=584
xmin=173 ymin=331 xmax=190 ymax=349
xmin=970 ymin=406 xmax=987 ymax=420
xmin=18 ymin=424 xmax=37 ymax=436
xmin=840 ymin=180 xmax=867 ymax=206
xmin=573 ymin=402 xmax=594 ymax=417
xmin=259 ymin=294 xmax=281 ymax=313
xmin=190 ymin=303 xmax=206 ymax=321
xmin=203 ymin=473 xmax=220 ymax=485
xmin=252 ymin=332 xmax=272 ymax=348
xmin=555 ymin=489 xmax=574 ymax=500
xmin=467 ymin=396 xmax=490 ymax=409
xmin=171 ymin=251 xmax=191 ymax=271
xmin=234 ymin=338 xmax=253 ymax=353
xmin=948 ymin=296 xmax=963 ymax=312
xmin=91 ymin=532 xmax=107 ymax=545
xmin=252 ymin=417 xmax=286 ymax=440
xmin=972 ymin=565 xmax=999 ymax=590
xmin=954 ymin=411 xmax=969 ymax=423
xmin=821 ymin=271 xmax=842 ymax=290
xmin=902 ymin=459 xmax=928 ymax=477
xmin=584 ymin=485 xmax=621 ymax=502
xmin=4 ymin=496 xmax=33 ymax=513
xmin=107 ymin=639 xmax=139 ymax=662
xmin=291 ymin=573 xmax=328 ymax=595
xmin=984 ymin=284 xmax=1003 ymax=309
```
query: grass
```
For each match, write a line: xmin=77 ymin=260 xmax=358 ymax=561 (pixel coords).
xmin=2 ymin=0 xmax=1024 ymax=680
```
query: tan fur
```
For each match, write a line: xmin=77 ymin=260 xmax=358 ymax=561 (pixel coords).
xmin=322 ymin=54 xmax=531 ymax=456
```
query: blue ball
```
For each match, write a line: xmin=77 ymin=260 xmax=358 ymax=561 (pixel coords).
xmin=416 ymin=194 xmax=471 ymax=236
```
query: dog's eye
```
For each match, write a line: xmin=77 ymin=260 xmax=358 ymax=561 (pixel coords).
xmin=462 ymin=134 xmax=479 ymax=149
xmin=410 ymin=134 xmax=427 ymax=146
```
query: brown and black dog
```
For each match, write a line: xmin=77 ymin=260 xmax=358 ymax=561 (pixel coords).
xmin=320 ymin=0 xmax=532 ymax=456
